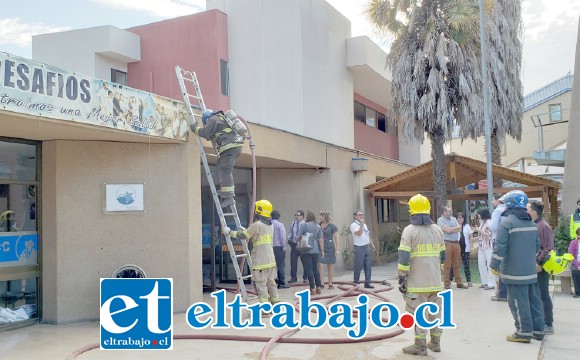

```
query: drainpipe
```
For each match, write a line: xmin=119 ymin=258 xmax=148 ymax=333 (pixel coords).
xmin=352 ymin=158 xmax=369 ymax=210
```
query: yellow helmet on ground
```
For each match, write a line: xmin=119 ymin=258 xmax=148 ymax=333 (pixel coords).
xmin=255 ymin=200 xmax=273 ymax=218
xmin=542 ymin=250 xmax=574 ymax=275
xmin=1 ymin=210 xmax=14 ymax=222
xmin=408 ymin=194 xmax=430 ymax=215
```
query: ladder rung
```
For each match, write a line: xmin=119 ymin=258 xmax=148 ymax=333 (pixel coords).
xmin=235 ymin=253 xmax=249 ymax=258
xmin=222 ymin=213 xmax=237 ymax=216
xmin=240 ymin=275 xmax=253 ymax=280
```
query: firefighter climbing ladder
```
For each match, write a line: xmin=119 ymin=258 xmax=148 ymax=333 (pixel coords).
xmin=175 ymin=66 xmax=254 ymax=304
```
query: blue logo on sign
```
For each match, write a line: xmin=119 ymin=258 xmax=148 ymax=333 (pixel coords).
xmin=115 ymin=185 xmax=135 ymax=205
xmin=100 ymin=278 xmax=173 ymax=350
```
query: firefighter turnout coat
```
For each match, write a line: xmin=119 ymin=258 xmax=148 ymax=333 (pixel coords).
xmin=194 ymin=112 xmax=244 ymax=154
xmin=398 ymin=220 xmax=446 ymax=293
xmin=231 ymin=218 xmax=276 ymax=271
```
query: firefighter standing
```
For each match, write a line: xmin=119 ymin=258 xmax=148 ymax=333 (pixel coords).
xmin=191 ymin=109 xmax=245 ymax=208
xmin=397 ymin=194 xmax=446 ymax=356
xmin=489 ymin=190 xmax=545 ymax=343
xmin=225 ymin=200 xmax=280 ymax=305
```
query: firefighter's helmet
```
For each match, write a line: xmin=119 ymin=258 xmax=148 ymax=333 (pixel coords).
xmin=408 ymin=194 xmax=430 ymax=215
xmin=504 ymin=190 xmax=528 ymax=209
xmin=0 ymin=210 xmax=14 ymax=222
xmin=255 ymin=200 xmax=273 ymax=218
xmin=202 ymin=109 xmax=214 ymax=125
xmin=542 ymin=250 xmax=574 ymax=275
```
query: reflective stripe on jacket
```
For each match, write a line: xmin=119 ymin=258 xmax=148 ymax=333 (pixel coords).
xmin=398 ymin=224 xmax=445 ymax=293
xmin=231 ymin=220 xmax=276 ymax=271
xmin=194 ymin=113 xmax=244 ymax=154
xmin=490 ymin=213 xmax=540 ymax=284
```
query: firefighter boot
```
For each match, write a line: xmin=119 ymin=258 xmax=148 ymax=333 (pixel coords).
xmin=220 ymin=192 xmax=236 ymax=208
xmin=427 ymin=335 xmax=441 ymax=352
xmin=402 ymin=338 xmax=427 ymax=356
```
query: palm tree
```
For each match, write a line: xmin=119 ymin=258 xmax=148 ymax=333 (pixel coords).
xmin=484 ymin=0 xmax=523 ymax=186
xmin=365 ymin=0 xmax=523 ymax=209
xmin=365 ymin=0 xmax=483 ymax=213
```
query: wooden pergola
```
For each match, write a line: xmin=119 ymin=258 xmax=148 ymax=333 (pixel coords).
xmin=365 ymin=153 xmax=561 ymax=223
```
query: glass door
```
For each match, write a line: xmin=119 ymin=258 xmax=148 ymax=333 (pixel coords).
xmin=0 ymin=139 xmax=40 ymax=331
xmin=201 ymin=166 xmax=252 ymax=290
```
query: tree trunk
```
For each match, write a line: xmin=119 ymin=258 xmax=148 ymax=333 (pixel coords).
xmin=490 ymin=129 xmax=503 ymax=188
xmin=430 ymin=129 xmax=447 ymax=216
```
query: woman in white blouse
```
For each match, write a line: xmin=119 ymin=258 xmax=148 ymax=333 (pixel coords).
xmin=471 ymin=208 xmax=495 ymax=290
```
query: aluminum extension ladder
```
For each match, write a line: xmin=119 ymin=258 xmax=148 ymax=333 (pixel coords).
xmin=175 ymin=66 xmax=254 ymax=304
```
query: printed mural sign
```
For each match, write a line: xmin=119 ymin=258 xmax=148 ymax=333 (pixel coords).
xmin=0 ymin=232 xmax=38 ymax=267
xmin=0 ymin=52 xmax=190 ymax=141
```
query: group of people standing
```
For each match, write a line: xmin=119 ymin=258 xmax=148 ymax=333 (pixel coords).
xmin=397 ymin=190 xmax=560 ymax=356
xmin=281 ymin=209 xmax=375 ymax=295
xmin=436 ymin=191 xmax=557 ymax=342
xmin=283 ymin=210 xmax=338 ymax=295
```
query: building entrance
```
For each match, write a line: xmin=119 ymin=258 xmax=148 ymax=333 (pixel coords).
xmin=0 ymin=139 xmax=40 ymax=331
xmin=201 ymin=166 xmax=252 ymax=291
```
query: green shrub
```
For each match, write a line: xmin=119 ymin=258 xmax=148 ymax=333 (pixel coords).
xmin=553 ymin=215 xmax=572 ymax=255
xmin=379 ymin=225 xmax=404 ymax=261
xmin=341 ymin=225 xmax=354 ymax=270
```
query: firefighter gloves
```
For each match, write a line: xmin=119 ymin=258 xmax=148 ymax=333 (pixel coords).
xmin=190 ymin=122 xmax=198 ymax=133
xmin=398 ymin=275 xmax=408 ymax=294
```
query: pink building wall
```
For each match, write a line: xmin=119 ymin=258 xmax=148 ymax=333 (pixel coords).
xmin=353 ymin=93 xmax=399 ymax=160
xmin=126 ymin=10 xmax=230 ymax=110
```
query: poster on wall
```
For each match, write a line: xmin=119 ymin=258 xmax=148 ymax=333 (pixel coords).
xmin=0 ymin=52 xmax=191 ymax=141
xmin=105 ymin=183 xmax=144 ymax=213
xmin=0 ymin=232 xmax=38 ymax=268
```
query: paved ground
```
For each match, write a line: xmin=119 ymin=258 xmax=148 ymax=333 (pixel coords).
xmin=1 ymin=262 xmax=578 ymax=359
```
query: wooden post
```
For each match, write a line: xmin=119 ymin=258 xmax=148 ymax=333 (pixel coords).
xmin=542 ymin=186 xmax=550 ymax=215
xmin=369 ymin=194 xmax=381 ymax=265
xmin=549 ymin=187 xmax=559 ymax=226
xmin=449 ymin=160 xmax=458 ymax=190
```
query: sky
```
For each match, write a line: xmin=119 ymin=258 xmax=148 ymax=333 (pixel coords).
xmin=1 ymin=0 xmax=579 ymax=94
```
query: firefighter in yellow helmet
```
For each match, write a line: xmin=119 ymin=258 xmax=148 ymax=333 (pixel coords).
xmin=398 ymin=194 xmax=446 ymax=355
xmin=224 ymin=200 xmax=279 ymax=306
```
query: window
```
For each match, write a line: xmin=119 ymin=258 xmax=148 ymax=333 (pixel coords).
xmin=376 ymin=198 xmax=397 ymax=223
xmin=220 ymin=60 xmax=229 ymax=96
xmin=0 ymin=139 xmax=40 ymax=327
xmin=365 ymin=107 xmax=376 ymax=127
xmin=549 ymin=104 xmax=562 ymax=122
xmin=354 ymin=101 xmax=365 ymax=124
xmin=378 ymin=112 xmax=386 ymax=133
xmin=111 ymin=69 xmax=127 ymax=85
xmin=398 ymin=200 xmax=410 ymax=222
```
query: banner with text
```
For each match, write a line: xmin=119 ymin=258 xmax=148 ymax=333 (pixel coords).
xmin=0 ymin=52 xmax=189 ymax=141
